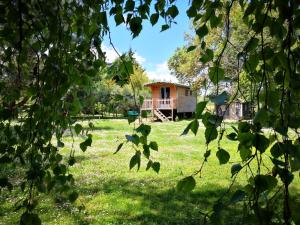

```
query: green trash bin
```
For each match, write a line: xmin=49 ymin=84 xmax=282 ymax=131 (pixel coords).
xmin=127 ymin=110 xmax=139 ymax=117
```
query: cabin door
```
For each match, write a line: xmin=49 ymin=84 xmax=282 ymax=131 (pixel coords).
xmin=160 ymin=87 xmax=170 ymax=108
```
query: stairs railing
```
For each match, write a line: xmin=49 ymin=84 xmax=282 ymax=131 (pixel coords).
xmin=154 ymin=109 xmax=169 ymax=122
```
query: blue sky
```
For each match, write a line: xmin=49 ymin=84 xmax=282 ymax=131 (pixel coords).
xmin=103 ymin=1 xmax=191 ymax=82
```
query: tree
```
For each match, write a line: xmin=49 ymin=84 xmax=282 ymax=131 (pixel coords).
xmin=168 ymin=45 xmax=204 ymax=85
xmin=168 ymin=3 xmax=259 ymax=97
xmin=106 ymin=51 xmax=150 ymax=112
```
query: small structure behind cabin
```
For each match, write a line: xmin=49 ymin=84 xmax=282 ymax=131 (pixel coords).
xmin=141 ymin=82 xmax=197 ymax=122
xmin=216 ymin=100 xmax=252 ymax=120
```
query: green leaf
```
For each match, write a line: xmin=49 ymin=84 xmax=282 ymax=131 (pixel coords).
xmin=114 ymin=14 xmax=124 ymax=26
xmin=146 ymin=160 xmax=152 ymax=170
xmin=68 ymin=191 xmax=79 ymax=202
xmin=253 ymin=108 xmax=269 ymax=126
xmin=114 ymin=143 xmax=124 ymax=154
xmin=246 ymin=54 xmax=259 ymax=71
xmin=200 ymin=48 xmax=214 ymax=63
xmin=99 ymin=11 xmax=108 ymax=27
xmin=204 ymin=150 xmax=211 ymax=159
xmin=128 ymin=115 xmax=137 ymax=124
xmin=254 ymin=175 xmax=277 ymax=193
xmin=177 ymin=176 xmax=196 ymax=192
xmin=290 ymin=156 xmax=300 ymax=172
xmin=230 ymin=190 xmax=246 ymax=204
xmin=74 ymin=124 xmax=83 ymax=135
xmin=152 ymin=162 xmax=160 ymax=173
xmin=254 ymin=134 xmax=270 ymax=153
xmin=231 ymin=163 xmax=242 ymax=177
xmin=129 ymin=152 xmax=141 ymax=170
xmin=187 ymin=45 xmax=197 ymax=52
xmin=196 ymin=25 xmax=208 ymax=38
xmin=139 ymin=134 xmax=147 ymax=145
xmin=190 ymin=119 xmax=199 ymax=135
xmin=244 ymin=37 xmax=259 ymax=52
xmin=210 ymin=14 xmax=222 ymax=28
xmin=149 ymin=141 xmax=158 ymax=151
xmin=124 ymin=0 xmax=135 ymax=12
xmin=208 ymin=66 xmax=225 ymax=85
xmin=181 ymin=122 xmax=191 ymax=135
xmin=270 ymin=142 xmax=284 ymax=158
xmin=205 ymin=126 xmax=218 ymax=144
xmin=57 ymin=140 xmax=64 ymax=148
xmin=125 ymin=134 xmax=140 ymax=146
xmin=239 ymin=145 xmax=252 ymax=161
xmin=186 ymin=6 xmax=197 ymax=18
xmin=209 ymin=91 xmax=228 ymax=105
xmin=216 ymin=148 xmax=230 ymax=164
xmin=143 ymin=144 xmax=150 ymax=159
xmin=238 ymin=132 xmax=254 ymax=147
xmin=195 ymin=101 xmax=208 ymax=118
xmin=238 ymin=122 xmax=251 ymax=133
xmin=79 ymin=135 xmax=92 ymax=152
xmin=150 ymin=13 xmax=159 ymax=26
xmin=136 ymin=124 xmax=151 ymax=136
xmin=166 ymin=5 xmax=179 ymax=19
xmin=227 ymin=132 xmax=237 ymax=141
xmin=161 ymin=24 xmax=170 ymax=32
xmin=129 ymin=17 xmax=142 ymax=38
xmin=68 ymin=157 xmax=76 ymax=166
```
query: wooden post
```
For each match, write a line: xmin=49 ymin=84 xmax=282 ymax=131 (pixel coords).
xmin=151 ymin=99 xmax=154 ymax=119
xmin=171 ymin=98 xmax=173 ymax=121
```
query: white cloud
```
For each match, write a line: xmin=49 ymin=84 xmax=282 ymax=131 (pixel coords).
xmin=102 ymin=45 xmax=146 ymax=65
xmin=133 ymin=52 xmax=146 ymax=64
xmin=147 ymin=62 xmax=178 ymax=82
xmin=101 ymin=45 xmax=177 ymax=83
xmin=102 ymin=45 xmax=119 ymax=63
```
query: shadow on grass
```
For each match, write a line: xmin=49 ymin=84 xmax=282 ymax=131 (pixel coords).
xmin=63 ymin=178 xmax=244 ymax=225
xmin=2 ymin=175 xmax=300 ymax=225
xmin=74 ymin=151 xmax=113 ymax=163
xmin=90 ymin=126 xmax=113 ymax=131
xmin=69 ymin=178 xmax=300 ymax=225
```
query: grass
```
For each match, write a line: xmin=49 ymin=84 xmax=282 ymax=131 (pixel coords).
xmin=0 ymin=119 xmax=299 ymax=225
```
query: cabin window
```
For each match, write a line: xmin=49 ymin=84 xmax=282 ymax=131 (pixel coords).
xmin=160 ymin=87 xmax=170 ymax=99
xmin=190 ymin=90 xmax=193 ymax=96
xmin=185 ymin=89 xmax=189 ymax=96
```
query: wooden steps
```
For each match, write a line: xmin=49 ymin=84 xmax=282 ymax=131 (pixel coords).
xmin=154 ymin=109 xmax=169 ymax=122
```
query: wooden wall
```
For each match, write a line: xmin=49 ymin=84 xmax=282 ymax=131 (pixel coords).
xmin=217 ymin=102 xmax=251 ymax=120
xmin=145 ymin=84 xmax=196 ymax=113
xmin=176 ymin=86 xmax=197 ymax=113
xmin=148 ymin=84 xmax=177 ymax=108
xmin=150 ymin=84 xmax=176 ymax=99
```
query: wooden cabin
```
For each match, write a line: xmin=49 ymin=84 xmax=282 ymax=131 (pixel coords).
xmin=141 ymin=82 xmax=197 ymax=121
xmin=216 ymin=100 xmax=252 ymax=120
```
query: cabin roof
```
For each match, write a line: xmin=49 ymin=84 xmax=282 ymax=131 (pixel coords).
xmin=144 ymin=82 xmax=190 ymax=89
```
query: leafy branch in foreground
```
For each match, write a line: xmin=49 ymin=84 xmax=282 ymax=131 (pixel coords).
xmin=115 ymin=123 xmax=160 ymax=173
xmin=0 ymin=0 xmax=178 ymax=224
xmin=178 ymin=0 xmax=300 ymax=224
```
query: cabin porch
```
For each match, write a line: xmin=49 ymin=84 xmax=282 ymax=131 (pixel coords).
xmin=141 ymin=98 xmax=176 ymax=122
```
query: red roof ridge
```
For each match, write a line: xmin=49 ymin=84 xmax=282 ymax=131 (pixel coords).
xmin=144 ymin=81 xmax=190 ymax=89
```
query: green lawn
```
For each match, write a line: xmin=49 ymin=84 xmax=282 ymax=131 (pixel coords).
xmin=0 ymin=119 xmax=299 ymax=225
